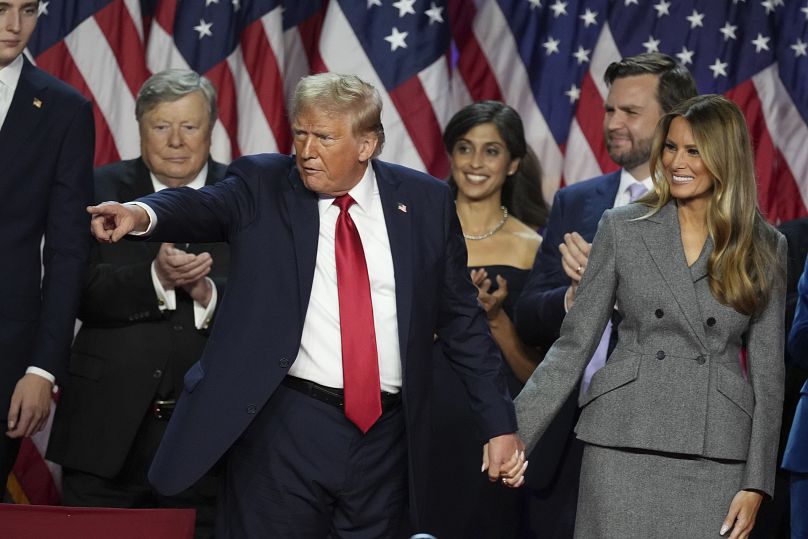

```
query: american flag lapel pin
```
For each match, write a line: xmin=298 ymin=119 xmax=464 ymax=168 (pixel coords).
xmin=33 ymin=98 xmax=42 ymax=109
xmin=397 ymin=202 xmax=407 ymax=213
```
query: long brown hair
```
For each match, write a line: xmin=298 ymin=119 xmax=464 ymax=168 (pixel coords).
xmin=643 ymin=94 xmax=780 ymax=315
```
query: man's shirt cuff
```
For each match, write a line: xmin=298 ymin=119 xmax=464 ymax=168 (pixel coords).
xmin=25 ymin=367 xmax=58 ymax=393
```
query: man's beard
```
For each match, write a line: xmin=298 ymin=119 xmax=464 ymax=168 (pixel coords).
xmin=607 ymin=135 xmax=653 ymax=172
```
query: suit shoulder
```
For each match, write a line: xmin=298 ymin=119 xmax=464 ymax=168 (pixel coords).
xmin=373 ymin=159 xmax=448 ymax=193
xmin=557 ymin=171 xmax=619 ymax=200
xmin=229 ymin=153 xmax=295 ymax=177
xmin=93 ymin=159 xmax=143 ymax=201
xmin=29 ymin=65 xmax=90 ymax=108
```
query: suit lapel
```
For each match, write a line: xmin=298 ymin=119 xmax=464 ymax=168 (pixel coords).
xmin=283 ymin=165 xmax=320 ymax=326
xmin=373 ymin=161 xmax=413 ymax=363
xmin=0 ymin=59 xmax=47 ymax=173
xmin=640 ymin=201 xmax=709 ymax=349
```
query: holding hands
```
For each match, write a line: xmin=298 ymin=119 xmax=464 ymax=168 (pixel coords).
xmin=482 ymin=433 xmax=528 ymax=488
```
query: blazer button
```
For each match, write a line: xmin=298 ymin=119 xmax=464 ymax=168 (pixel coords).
xmin=246 ymin=404 xmax=257 ymax=415
xmin=706 ymin=317 xmax=716 ymax=327
xmin=655 ymin=309 xmax=664 ymax=318
xmin=173 ymin=324 xmax=184 ymax=332
xmin=279 ymin=358 xmax=290 ymax=368
xmin=656 ymin=350 xmax=666 ymax=360
xmin=153 ymin=369 xmax=162 ymax=379
xmin=696 ymin=355 xmax=706 ymax=365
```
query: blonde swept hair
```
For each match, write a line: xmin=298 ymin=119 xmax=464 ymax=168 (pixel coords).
xmin=642 ymin=94 xmax=780 ymax=315
xmin=289 ymin=73 xmax=385 ymax=158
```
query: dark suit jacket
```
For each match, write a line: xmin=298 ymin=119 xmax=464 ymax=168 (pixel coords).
xmin=0 ymin=58 xmax=94 ymax=410
xmin=47 ymin=158 xmax=230 ymax=478
xmin=143 ymin=154 xmax=516 ymax=524
xmin=512 ymin=170 xmax=620 ymax=488
xmin=783 ymin=253 xmax=808 ymax=472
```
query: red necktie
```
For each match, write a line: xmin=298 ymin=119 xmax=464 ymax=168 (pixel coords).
xmin=333 ymin=195 xmax=381 ymax=433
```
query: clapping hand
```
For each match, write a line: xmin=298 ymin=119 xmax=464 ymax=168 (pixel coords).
xmin=470 ymin=268 xmax=508 ymax=321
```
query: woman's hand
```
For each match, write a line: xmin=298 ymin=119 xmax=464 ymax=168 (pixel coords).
xmin=470 ymin=269 xmax=508 ymax=320
xmin=720 ymin=490 xmax=763 ymax=538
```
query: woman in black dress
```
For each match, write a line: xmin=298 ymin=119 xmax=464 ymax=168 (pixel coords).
xmin=423 ymin=101 xmax=547 ymax=538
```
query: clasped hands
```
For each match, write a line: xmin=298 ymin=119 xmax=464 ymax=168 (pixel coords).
xmin=482 ymin=433 xmax=528 ymax=488
xmin=155 ymin=243 xmax=213 ymax=306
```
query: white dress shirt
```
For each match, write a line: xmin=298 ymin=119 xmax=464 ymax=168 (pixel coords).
xmin=0 ymin=54 xmax=23 ymax=129
xmin=613 ymin=168 xmax=653 ymax=208
xmin=288 ymin=164 xmax=402 ymax=393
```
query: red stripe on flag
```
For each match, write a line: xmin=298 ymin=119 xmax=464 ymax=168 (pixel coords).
xmin=726 ymin=82 xmax=808 ymax=223
xmin=12 ymin=438 xmax=59 ymax=505
xmin=205 ymin=62 xmax=241 ymax=159
xmin=240 ymin=21 xmax=292 ymax=153
xmin=576 ymin=72 xmax=617 ymax=175
xmin=448 ymin=0 xmax=503 ymax=102
xmin=298 ymin=7 xmax=327 ymax=74
xmin=389 ymin=78 xmax=450 ymax=178
xmin=153 ymin=0 xmax=178 ymax=35
xmin=35 ymin=42 xmax=121 ymax=166
xmin=93 ymin=0 xmax=150 ymax=97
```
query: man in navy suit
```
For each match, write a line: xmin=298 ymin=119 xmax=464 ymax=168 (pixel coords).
xmin=86 ymin=73 xmax=525 ymax=537
xmin=0 ymin=0 xmax=94 ymax=486
xmin=514 ymin=52 xmax=696 ymax=537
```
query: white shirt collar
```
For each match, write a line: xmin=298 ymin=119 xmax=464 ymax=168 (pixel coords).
xmin=0 ymin=54 xmax=24 ymax=94
xmin=317 ymin=163 xmax=376 ymax=216
xmin=618 ymin=168 xmax=653 ymax=198
xmin=150 ymin=163 xmax=209 ymax=192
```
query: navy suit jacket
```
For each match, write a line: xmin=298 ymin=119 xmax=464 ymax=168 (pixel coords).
xmin=0 ymin=58 xmax=94 ymax=409
xmin=145 ymin=154 xmax=516 ymax=523
xmin=783 ymin=255 xmax=808 ymax=472
xmin=512 ymin=170 xmax=620 ymax=489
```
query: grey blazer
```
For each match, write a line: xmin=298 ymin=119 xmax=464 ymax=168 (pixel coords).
xmin=515 ymin=200 xmax=787 ymax=496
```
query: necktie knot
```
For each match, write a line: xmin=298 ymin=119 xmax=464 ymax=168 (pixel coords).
xmin=333 ymin=194 xmax=356 ymax=213
xmin=628 ymin=182 xmax=648 ymax=202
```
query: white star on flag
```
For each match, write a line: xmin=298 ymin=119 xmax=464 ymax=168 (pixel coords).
xmin=392 ymin=0 xmax=416 ymax=17
xmin=425 ymin=3 xmax=444 ymax=25
xmin=38 ymin=1 xmax=49 ymax=16
xmin=751 ymin=33 xmax=770 ymax=53
xmin=709 ymin=58 xmax=728 ymax=78
xmin=792 ymin=38 xmax=808 ymax=57
xmin=579 ymin=9 xmax=598 ymax=28
xmin=543 ymin=37 xmax=560 ymax=55
xmin=572 ymin=46 xmax=591 ymax=65
xmin=193 ymin=19 xmax=213 ymax=39
xmin=550 ymin=1 xmax=568 ymax=17
xmin=527 ymin=0 xmax=541 ymax=9
xmin=385 ymin=27 xmax=409 ymax=51
xmin=643 ymin=36 xmax=661 ymax=53
xmin=654 ymin=0 xmax=671 ymax=17
xmin=205 ymin=0 xmax=218 ymax=6
xmin=720 ymin=22 xmax=738 ymax=41
xmin=676 ymin=47 xmax=694 ymax=66
xmin=686 ymin=10 xmax=704 ymax=29
xmin=565 ymin=84 xmax=581 ymax=103
xmin=367 ymin=0 xmax=382 ymax=7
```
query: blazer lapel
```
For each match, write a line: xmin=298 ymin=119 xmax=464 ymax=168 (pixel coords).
xmin=373 ymin=161 xmax=412 ymax=363
xmin=0 ymin=59 xmax=47 ymax=173
xmin=284 ymin=165 xmax=320 ymax=325
xmin=640 ymin=201 xmax=709 ymax=349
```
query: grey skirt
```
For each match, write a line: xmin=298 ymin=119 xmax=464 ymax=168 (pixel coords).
xmin=574 ymin=444 xmax=745 ymax=538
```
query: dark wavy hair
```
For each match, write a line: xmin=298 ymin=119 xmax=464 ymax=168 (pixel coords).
xmin=443 ymin=101 xmax=548 ymax=230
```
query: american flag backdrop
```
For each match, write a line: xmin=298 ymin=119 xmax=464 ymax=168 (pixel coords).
xmin=7 ymin=0 xmax=808 ymax=504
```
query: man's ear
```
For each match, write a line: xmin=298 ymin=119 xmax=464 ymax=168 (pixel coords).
xmin=358 ymin=133 xmax=378 ymax=162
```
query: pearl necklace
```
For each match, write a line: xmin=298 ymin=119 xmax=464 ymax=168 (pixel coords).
xmin=463 ymin=206 xmax=509 ymax=241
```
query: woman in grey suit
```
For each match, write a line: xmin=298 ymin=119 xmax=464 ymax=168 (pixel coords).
xmin=514 ymin=94 xmax=786 ymax=538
